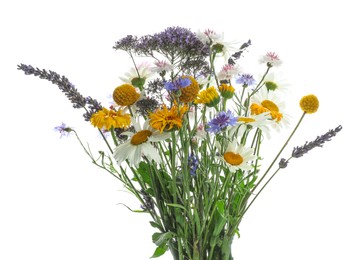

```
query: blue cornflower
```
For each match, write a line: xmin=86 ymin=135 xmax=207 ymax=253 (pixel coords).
xmin=164 ymin=77 xmax=191 ymax=91
xmin=188 ymin=154 xmax=199 ymax=177
xmin=207 ymin=110 xmax=238 ymax=134
xmin=54 ymin=123 xmax=73 ymax=137
xmin=236 ymin=74 xmax=255 ymax=86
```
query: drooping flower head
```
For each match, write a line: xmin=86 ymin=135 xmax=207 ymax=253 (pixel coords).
xmin=300 ymin=94 xmax=319 ymax=114
xmin=250 ymin=88 xmax=287 ymax=127
xmin=259 ymin=52 xmax=282 ymax=67
xmin=194 ymin=86 xmax=220 ymax=107
xmin=113 ymin=84 xmax=141 ymax=106
xmin=149 ymin=103 xmax=189 ymax=133
xmin=207 ymin=110 xmax=238 ymax=134
xmin=90 ymin=108 xmax=131 ymax=130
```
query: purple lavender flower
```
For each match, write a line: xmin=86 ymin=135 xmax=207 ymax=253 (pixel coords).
xmin=207 ymin=110 xmax=238 ymax=134
xmin=236 ymin=74 xmax=255 ymax=86
xmin=54 ymin=123 xmax=73 ymax=137
xmin=164 ymin=77 xmax=191 ymax=91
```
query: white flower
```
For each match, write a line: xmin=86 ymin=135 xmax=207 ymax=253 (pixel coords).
xmin=250 ymin=88 xmax=289 ymax=130
xmin=151 ymin=60 xmax=174 ymax=74
xmin=197 ymin=29 xmax=238 ymax=60
xmin=119 ymin=62 xmax=154 ymax=84
xmin=259 ymin=52 xmax=282 ymax=67
xmin=262 ymin=72 xmax=290 ymax=93
xmin=229 ymin=113 xmax=273 ymax=139
xmin=220 ymin=141 xmax=256 ymax=173
xmin=113 ymin=119 xmax=170 ymax=166
xmin=217 ymin=64 xmax=242 ymax=81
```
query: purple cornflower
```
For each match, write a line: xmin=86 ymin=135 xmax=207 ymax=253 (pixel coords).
xmin=188 ymin=154 xmax=199 ymax=177
xmin=164 ymin=77 xmax=191 ymax=91
xmin=207 ymin=110 xmax=238 ymax=134
xmin=236 ymin=74 xmax=255 ymax=86
xmin=54 ymin=123 xmax=73 ymax=137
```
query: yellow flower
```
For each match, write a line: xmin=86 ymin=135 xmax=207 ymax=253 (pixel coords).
xmin=194 ymin=86 xmax=220 ymax=107
xmin=300 ymin=94 xmax=319 ymax=114
xmin=179 ymin=76 xmax=200 ymax=103
xmin=250 ymin=100 xmax=283 ymax=122
xmin=149 ymin=103 xmax=188 ymax=133
xmin=90 ymin=108 xmax=131 ymax=130
xmin=219 ymin=83 xmax=235 ymax=99
xmin=113 ymin=84 xmax=140 ymax=106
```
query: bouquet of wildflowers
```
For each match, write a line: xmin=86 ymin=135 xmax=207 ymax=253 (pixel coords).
xmin=18 ymin=27 xmax=341 ymax=260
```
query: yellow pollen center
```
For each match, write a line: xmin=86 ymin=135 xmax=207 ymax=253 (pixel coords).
xmin=223 ymin=152 xmax=244 ymax=166
xmin=130 ymin=130 xmax=152 ymax=145
xmin=238 ymin=117 xmax=256 ymax=123
xmin=261 ymin=100 xmax=279 ymax=112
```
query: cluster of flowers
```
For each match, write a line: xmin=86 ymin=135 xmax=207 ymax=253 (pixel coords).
xmin=18 ymin=26 xmax=340 ymax=260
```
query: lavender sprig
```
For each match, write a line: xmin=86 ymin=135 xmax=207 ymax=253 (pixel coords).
xmin=279 ymin=125 xmax=342 ymax=169
xmin=17 ymin=64 xmax=102 ymax=121
xmin=292 ymin=125 xmax=342 ymax=158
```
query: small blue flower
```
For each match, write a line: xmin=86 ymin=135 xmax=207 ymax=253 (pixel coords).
xmin=207 ymin=110 xmax=238 ymax=134
xmin=164 ymin=77 xmax=191 ymax=91
xmin=54 ymin=123 xmax=73 ymax=137
xmin=236 ymin=74 xmax=255 ymax=86
xmin=188 ymin=154 xmax=199 ymax=177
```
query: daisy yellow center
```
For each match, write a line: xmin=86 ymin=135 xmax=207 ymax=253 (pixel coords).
xmin=238 ymin=117 xmax=256 ymax=123
xmin=131 ymin=130 xmax=152 ymax=145
xmin=251 ymin=100 xmax=283 ymax=122
xmin=224 ymin=152 xmax=244 ymax=166
xmin=261 ymin=100 xmax=279 ymax=112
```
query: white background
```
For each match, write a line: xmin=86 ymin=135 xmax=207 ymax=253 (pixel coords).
xmin=1 ymin=0 xmax=363 ymax=259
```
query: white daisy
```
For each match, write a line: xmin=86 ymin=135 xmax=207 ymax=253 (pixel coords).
xmin=229 ymin=112 xmax=273 ymax=139
xmin=119 ymin=62 xmax=154 ymax=86
xmin=262 ymin=72 xmax=290 ymax=93
xmin=250 ymin=88 xmax=289 ymax=130
xmin=113 ymin=119 xmax=170 ymax=166
xmin=196 ymin=29 xmax=238 ymax=60
xmin=220 ymin=141 xmax=257 ymax=173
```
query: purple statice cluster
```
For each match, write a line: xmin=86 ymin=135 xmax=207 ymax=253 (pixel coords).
xmin=114 ymin=27 xmax=210 ymax=76
xmin=207 ymin=110 xmax=238 ymax=134
xmin=135 ymin=97 xmax=159 ymax=117
xmin=164 ymin=77 xmax=191 ymax=91
xmin=17 ymin=64 xmax=102 ymax=121
xmin=188 ymin=154 xmax=199 ymax=177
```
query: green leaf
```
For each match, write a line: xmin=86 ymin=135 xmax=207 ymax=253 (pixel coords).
xmin=149 ymin=221 xmax=163 ymax=230
xmin=152 ymin=231 xmax=174 ymax=247
xmin=165 ymin=203 xmax=186 ymax=211
xmin=136 ymin=162 xmax=153 ymax=187
xmin=150 ymin=245 xmax=168 ymax=258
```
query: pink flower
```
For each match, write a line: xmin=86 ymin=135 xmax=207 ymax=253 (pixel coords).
xmin=259 ymin=52 xmax=282 ymax=67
